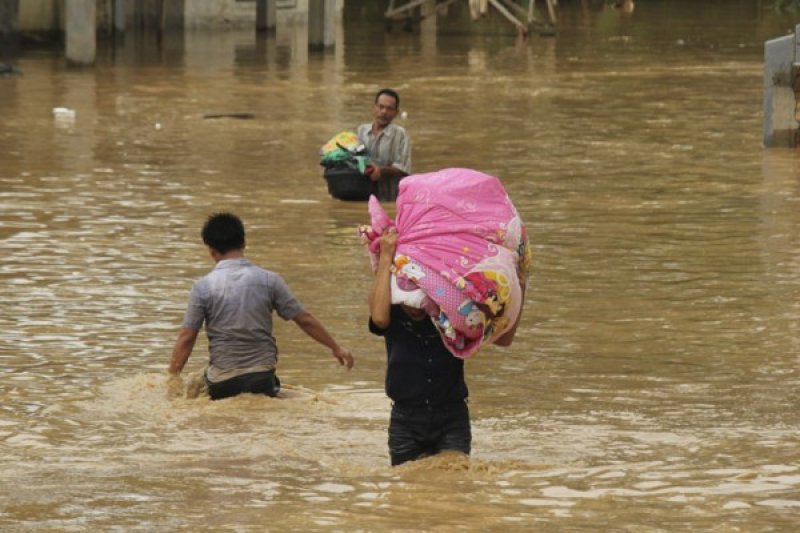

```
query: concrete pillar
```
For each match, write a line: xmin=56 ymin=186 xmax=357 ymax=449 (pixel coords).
xmin=276 ymin=0 xmax=309 ymax=67
xmin=323 ymin=0 xmax=336 ymax=47
xmin=763 ymin=27 xmax=799 ymax=147
xmin=0 ymin=0 xmax=19 ymax=61
xmin=420 ymin=0 xmax=437 ymax=56
xmin=309 ymin=0 xmax=335 ymax=49
xmin=257 ymin=0 xmax=276 ymax=32
xmin=113 ymin=0 xmax=126 ymax=34
xmin=66 ymin=0 xmax=96 ymax=65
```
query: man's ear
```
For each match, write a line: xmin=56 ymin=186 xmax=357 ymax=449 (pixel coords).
xmin=207 ymin=246 xmax=222 ymax=261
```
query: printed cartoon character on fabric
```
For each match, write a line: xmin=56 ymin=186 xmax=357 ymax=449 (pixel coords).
xmin=359 ymin=168 xmax=532 ymax=358
xmin=391 ymin=255 xmax=440 ymax=316
xmin=457 ymin=299 xmax=483 ymax=330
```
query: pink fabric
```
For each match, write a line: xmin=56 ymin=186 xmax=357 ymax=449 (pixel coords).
xmin=360 ymin=168 xmax=531 ymax=358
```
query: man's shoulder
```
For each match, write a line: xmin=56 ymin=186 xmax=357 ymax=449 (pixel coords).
xmin=369 ymin=305 xmax=402 ymax=333
xmin=249 ymin=264 xmax=282 ymax=282
xmin=204 ymin=261 xmax=278 ymax=281
xmin=387 ymin=123 xmax=408 ymax=136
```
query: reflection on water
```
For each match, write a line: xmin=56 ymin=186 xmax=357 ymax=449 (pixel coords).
xmin=2 ymin=2 xmax=800 ymax=530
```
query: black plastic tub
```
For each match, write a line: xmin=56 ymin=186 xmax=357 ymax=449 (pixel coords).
xmin=323 ymin=166 xmax=374 ymax=201
xmin=322 ymin=166 xmax=402 ymax=202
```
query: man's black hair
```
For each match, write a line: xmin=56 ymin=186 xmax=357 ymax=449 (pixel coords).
xmin=375 ymin=88 xmax=400 ymax=109
xmin=201 ymin=212 xmax=245 ymax=254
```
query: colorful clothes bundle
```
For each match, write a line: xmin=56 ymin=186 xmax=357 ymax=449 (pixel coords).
xmin=360 ymin=168 xmax=532 ymax=358
xmin=320 ymin=131 xmax=369 ymax=173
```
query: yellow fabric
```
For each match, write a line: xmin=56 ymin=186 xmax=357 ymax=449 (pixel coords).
xmin=321 ymin=131 xmax=359 ymax=155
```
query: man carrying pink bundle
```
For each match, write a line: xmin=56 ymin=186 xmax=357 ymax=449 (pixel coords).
xmin=364 ymin=168 xmax=530 ymax=466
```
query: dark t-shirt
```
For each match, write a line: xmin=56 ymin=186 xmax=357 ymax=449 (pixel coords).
xmin=369 ymin=305 xmax=468 ymax=407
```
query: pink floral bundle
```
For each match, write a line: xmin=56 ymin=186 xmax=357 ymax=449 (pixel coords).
xmin=360 ymin=168 xmax=531 ymax=358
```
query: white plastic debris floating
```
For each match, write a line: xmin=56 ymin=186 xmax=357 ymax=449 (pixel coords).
xmin=52 ymin=107 xmax=76 ymax=127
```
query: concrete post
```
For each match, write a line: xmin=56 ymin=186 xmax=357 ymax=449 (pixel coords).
xmin=309 ymin=0 xmax=335 ymax=49
xmin=276 ymin=0 xmax=309 ymax=67
xmin=66 ymin=0 xmax=96 ymax=65
xmin=269 ymin=0 xmax=277 ymax=30
xmin=257 ymin=0 xmax=277 ymax=32
xmin=113 ymin=0 xmax=126 ymax=35
xmin=0 ymin=0 xmax=19 ymax=61
xmin=763 ymin=27 xmax=799 ymax=147
xmin=324 ymin=0 xmax=336 ymax=47
xmin=420 ymin=0 xmax=437 ymax=55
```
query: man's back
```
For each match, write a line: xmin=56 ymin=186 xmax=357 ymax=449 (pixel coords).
xmin=183 ymin=258 xmax=304 ymax=372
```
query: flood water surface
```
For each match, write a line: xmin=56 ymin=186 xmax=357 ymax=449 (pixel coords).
xmin=2 ymin=2 xmax=800 ymax=530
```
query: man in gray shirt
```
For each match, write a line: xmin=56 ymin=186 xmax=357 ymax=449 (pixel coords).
xmin=357 ymin=88 xmax=412 ymax=184
xmin=169 ymin=212 xmax=354 ymax=400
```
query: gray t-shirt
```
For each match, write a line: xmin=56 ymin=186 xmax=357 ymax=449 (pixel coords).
xmin=182 ymin=258 xmax=304 ymax=381
xmin=356 ymin=122 xmax=411 ymax=174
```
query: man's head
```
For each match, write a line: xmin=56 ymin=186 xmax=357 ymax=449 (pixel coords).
xmin=201 ymin=212 xmax=245 ymax=255
xmin=372 ymin=88 xmax=400 ymax=129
